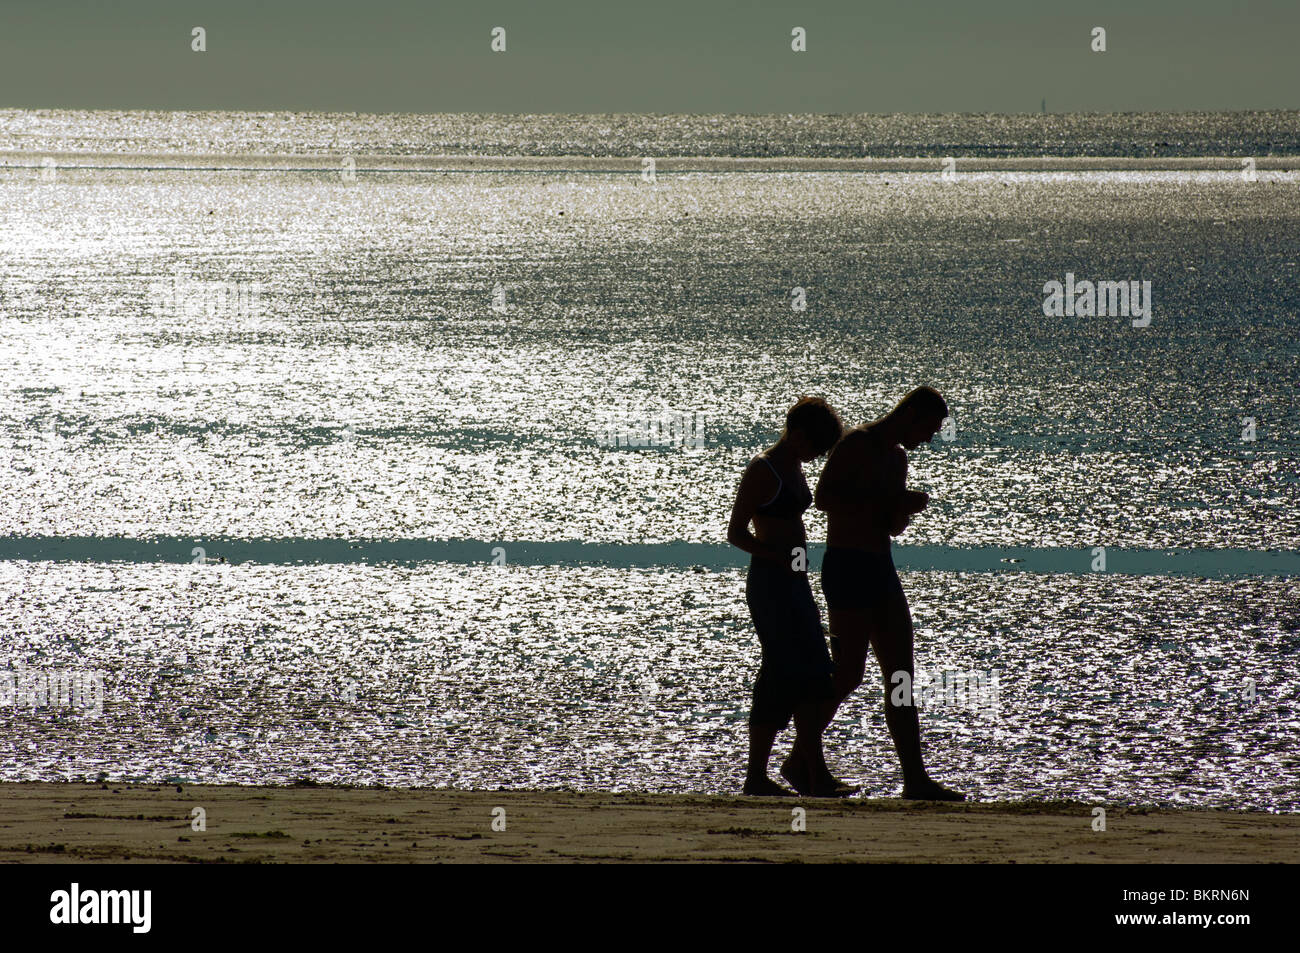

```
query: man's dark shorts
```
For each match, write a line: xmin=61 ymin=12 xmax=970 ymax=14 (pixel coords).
xmin=820 ymin=546 xmax=905 ymax=612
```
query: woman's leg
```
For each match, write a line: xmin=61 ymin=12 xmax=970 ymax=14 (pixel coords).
xmin=745 ymin=667 xmax=796 ymax=795
xmin=744 ymin=720 xmax=791 ymax=795
xmin=742 ymin=566 xmax=796 ymax=796
xmin=790 ymin=702 xmax=838 ymax=792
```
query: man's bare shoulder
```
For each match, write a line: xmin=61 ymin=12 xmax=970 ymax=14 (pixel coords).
xmin=837 ymin=426 xmax=876 ymax=447
xmin=833 ymin=426 xmax=887 ymax=460
xmin=823 ymin=429 xmax=866 ymax=468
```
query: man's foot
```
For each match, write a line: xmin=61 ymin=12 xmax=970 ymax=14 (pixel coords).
xmin=901 ymin=780 xmax=966 ymax=802
xmin=778 ymin=754 xmax=810 ymax=794
xmin=742 ymin=776 xmax=797 ymax=797
xmin=781 ymin=753 xmax=860 ymax=798
xmin=824 ymin=779 xmax=862 ymax=798
xmin=809 ymin=778 xmax=861 ymax=798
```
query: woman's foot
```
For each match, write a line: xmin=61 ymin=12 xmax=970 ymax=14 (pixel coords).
xmin=901 ymin=779 xmax=965 ymax=801
xmin=742 ymin=776 xmax=797 ymax=797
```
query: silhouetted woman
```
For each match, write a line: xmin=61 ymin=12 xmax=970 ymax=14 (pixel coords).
xmin=727 ymin=397 xmax=845 ymax=796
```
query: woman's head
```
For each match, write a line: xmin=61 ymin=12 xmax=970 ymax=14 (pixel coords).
xmin=783 ymin=396 xmax=842 ymax=461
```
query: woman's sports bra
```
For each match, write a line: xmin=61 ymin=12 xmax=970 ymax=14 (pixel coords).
xmin=753 ymin=455 xmax=813 ymax=519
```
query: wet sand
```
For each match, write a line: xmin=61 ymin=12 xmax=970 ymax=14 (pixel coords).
xmin=1 ymin=783 xmax=1296 ymax=863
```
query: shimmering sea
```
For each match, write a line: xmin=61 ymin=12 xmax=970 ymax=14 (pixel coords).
xmin=1 ymin=111 xmax=1297 ymax=808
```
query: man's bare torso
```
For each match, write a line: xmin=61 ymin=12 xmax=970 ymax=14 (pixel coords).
xmin=815 ymin=425 xmax=906 ymax=553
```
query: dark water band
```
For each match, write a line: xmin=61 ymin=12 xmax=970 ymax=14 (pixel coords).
xmin=1 ymin=536 xmax=1295 ymax=579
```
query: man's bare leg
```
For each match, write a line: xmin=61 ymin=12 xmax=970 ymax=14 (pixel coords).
xmin=779 ymin=609 xmax=871 ymax=795
xmin=869 ymin=590 xmax=964 ymax=800
xmin=827 ymin=609 xmax=872 ymax=710
xmin=786 ymin=701 xmax=860 ymax=796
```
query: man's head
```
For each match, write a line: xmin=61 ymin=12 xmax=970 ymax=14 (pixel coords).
xmin=892 ymin=386 xmax=948 ymax=449
xmin=784 ymin=396 xmax=843 ymax=462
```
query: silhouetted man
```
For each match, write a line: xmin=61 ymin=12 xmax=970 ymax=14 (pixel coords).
xmin=813 ymin=386 xmax=964 ymax=800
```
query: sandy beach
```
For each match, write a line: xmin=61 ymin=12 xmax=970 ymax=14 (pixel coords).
xmin=1 ymin=783 xmax=1295 ymax=863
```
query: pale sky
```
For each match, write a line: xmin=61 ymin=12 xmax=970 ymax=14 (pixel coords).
xmin=1 ymin=0 xmax=1296 ymax=113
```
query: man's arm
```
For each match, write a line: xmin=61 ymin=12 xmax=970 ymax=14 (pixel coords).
xmin=883 ymin=446 xmax=928 ymax=535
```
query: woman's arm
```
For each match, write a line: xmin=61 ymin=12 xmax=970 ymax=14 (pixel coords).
xmin=727 ymin=461 xmax=788 ymax=562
